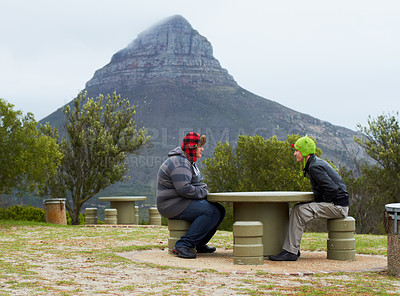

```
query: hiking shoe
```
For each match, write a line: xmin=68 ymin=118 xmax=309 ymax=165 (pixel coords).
xmin=196 ymin=245 xmax=216 ymax=253
xmin=269 ymin=250 xmax=299 ymax=261
xmin=171 ymin=246 xmax=196 ymax=259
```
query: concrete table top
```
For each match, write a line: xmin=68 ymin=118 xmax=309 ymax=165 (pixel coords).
xmin=207 ymin=191 xmax=315 ymax=257
xmin=207 ymin=191 xmax=314 ymax=203
xmin=98 ymin=196 xmax=147 ymax=202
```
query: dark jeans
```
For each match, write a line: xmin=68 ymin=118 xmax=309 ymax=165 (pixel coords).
xmin=171 ymin=199 xmax=225 ymax=249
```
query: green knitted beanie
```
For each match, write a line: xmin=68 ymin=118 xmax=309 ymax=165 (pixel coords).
xmin=293 ymin=136 xmax=316 ymax=157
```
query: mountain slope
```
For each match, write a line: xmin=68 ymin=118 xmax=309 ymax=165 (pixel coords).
xmin=41 ymin=15 xmax=363 ymax=204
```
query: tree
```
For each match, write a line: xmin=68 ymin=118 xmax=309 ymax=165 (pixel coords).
xmin=0 ymin=98 xmax=62 ymax=196
xmin=202 ymin=134 xmax=320 ymax=231
xmin=355 ymin=112 xmax=400 ymax=203
xmin=341 ymin=165 xmax=385 ymax=234
xmin=202 ymin=134 xmax=318 ymax=193
xmin=42 ymin=92 xmax=150 ymax=225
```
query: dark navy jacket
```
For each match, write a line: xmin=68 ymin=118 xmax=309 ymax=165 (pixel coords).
xmin=304 ymin=155 xmax=350 ymax=207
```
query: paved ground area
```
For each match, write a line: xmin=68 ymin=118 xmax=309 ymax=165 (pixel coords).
xmin=120 ymin=249 xmax=387 ymax=276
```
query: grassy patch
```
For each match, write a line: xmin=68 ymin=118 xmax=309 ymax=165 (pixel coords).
xmin=0 ymin=220 xmax=396 ymax=296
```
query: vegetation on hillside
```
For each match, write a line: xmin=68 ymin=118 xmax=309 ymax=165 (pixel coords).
xmin=40 ymin=92 xmax=150 ymax=225
xmin=0 ymin=98 xmax=62 ymax=196
xmin=2 ymin=91 xmax=399 ymax=235
xmin=203 ymin=114 xmax=400 ymax=235
xmin=345 ymin=112 xmax=400 ymax=234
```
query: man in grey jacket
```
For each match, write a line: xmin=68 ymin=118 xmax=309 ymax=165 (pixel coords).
xmin=156 ymin=132 xmax=225 ymax=259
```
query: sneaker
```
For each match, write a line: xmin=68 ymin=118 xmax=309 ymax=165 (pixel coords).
xmin=269 ymin=250 xmax=299 ymax=261
xmin=196 ymin=245 xmax=216 ymax=253
xmin=171 ymin=246 xmax=196 ymax=259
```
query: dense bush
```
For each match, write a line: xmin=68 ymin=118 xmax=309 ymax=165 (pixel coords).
xmin=0 ymin=205 xmax=45 ymax=222
xmin=66 ymin=211 xmax=86 ymax=225
xmin=0 ymin=205 xmax=87 ymax=225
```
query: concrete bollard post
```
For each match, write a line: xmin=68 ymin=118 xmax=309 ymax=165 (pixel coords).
xmin=149 ymin=207 xmax=161 ymax=225
xmin=233 ymin=221 xmax=264 ymax=265
xmin=167 ymin=219 xmax=194 ymax=253
xmin=104 ymin=209 xmax=118 ymax=225
xmin=327 ymin=216 xmax=356 ymax=261
xmin=85 ymin=208 xmax=98 ymax=225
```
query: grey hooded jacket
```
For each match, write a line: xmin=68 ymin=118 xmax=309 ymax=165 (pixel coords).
xmin=156 ymin=147 xmax=208 ymax=218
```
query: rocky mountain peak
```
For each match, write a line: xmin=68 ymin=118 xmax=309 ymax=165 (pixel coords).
xmin=41 ymin=15 xmax=364 ymax=202
xmin=85 ymin=15 xmax=237 ymax=90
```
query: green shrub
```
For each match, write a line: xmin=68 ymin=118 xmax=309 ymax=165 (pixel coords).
xmin=218 ymin=203 xmax=233 ymax=232
xmin=0 ymin=205 xmax=89 ymax=225
xmin=0 ymin=205 xmax=45 ymax=222
xmin=66 ymin=211 xmax=86 ymax=225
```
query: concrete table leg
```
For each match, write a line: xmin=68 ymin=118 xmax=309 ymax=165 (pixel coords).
xmin=234 ymin=202 xmax=289 ymax=257
xmin=110 ymin=201 xmax=136 ymax=225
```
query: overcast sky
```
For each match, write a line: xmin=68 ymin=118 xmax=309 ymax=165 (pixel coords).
xmin=1 ymin=0 xmax=399 ymax=131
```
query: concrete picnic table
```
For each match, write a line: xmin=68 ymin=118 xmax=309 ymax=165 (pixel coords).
xmin=98 ymin=196 xmax=147 ymax=225
xmin=207 ymin=191 xmax=314 ymax=257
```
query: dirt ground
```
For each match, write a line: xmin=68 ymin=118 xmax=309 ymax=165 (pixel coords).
xmin=121 ymin=249 xmax=387 ymax=276
xmin=0 ymin=224 xmax=398 ymax=296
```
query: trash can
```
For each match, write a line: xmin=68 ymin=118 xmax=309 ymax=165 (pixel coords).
xmin=385 ymin=203 xmax=400 ymax=276
xmin=43 ymin=198 xmax=67 ymax=225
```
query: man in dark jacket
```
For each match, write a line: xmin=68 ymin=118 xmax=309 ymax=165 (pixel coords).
xmin=269 ymin=136 xmax=350 ymax=261
xmin=156 ymin=132 xmax=225 ymax=259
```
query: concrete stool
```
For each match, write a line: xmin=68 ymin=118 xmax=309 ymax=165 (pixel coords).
xmin=104 ymin=209 xmax=118 ymax=225
xmin=149 ymin=207 xmax=161 ymax=225
xmin=167 ymin=219 xmax=194 ymax=253
xmin=85 ymin=208 xmax=98 ymax=225
xmin=134 ymin=206 xmax=139 ymax=225
xmin=233 ymin=221 xmax=264 ymax=265
xmin=327 ymin=216 xmax=356 ymax=261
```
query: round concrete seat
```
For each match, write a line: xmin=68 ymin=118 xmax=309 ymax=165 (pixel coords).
xmin=85 ymin=208 xmax=98 ymax=225
xmin=134 ymin=206 xmax=139 ymax=225
xmin=167 ymin=219 xmax=193 ymax=253
xmin=104 ymin=208 xmax=117 ymax=225
xmin=327 ymin=216 xmax=356 ymax=261
xmin=233 ymin=221 xmax=264 ymax=265
xmin=149 ymin=207 xmax=161 ymax=225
